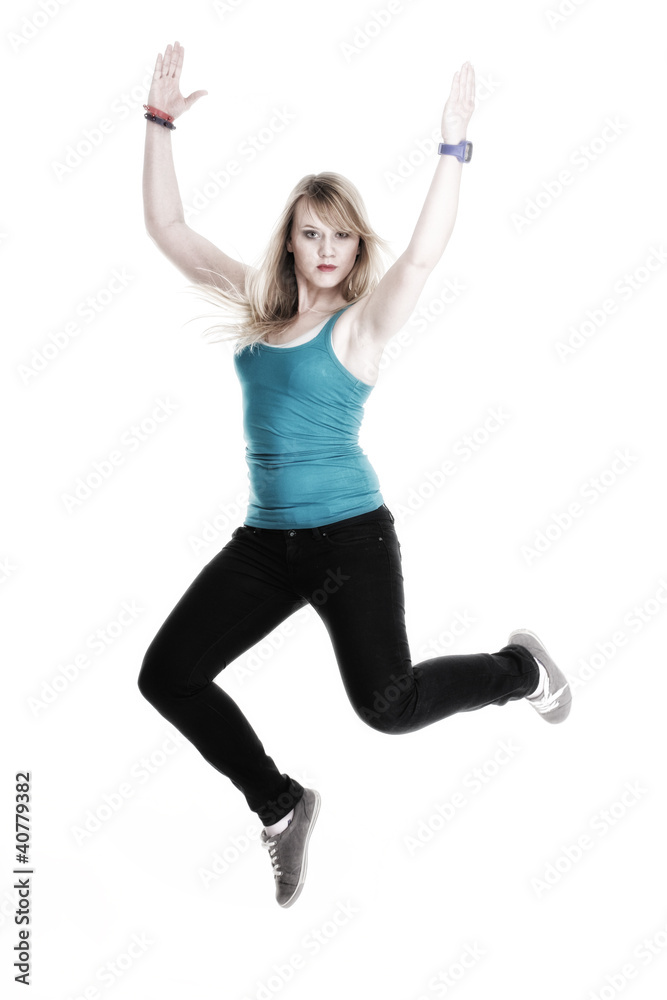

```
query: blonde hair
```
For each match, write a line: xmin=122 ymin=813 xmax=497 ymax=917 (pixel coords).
xmin=184 ymin=172 xmax=394 ymax=355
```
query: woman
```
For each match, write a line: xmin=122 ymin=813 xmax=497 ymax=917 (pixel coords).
xmin=138 ymin=41 xmax=571 ymax=909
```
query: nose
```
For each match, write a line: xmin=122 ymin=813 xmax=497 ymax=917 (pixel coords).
xmin=319 ymin=237 xmax=335 ymax=258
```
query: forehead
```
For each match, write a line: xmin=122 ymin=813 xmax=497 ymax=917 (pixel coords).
xmin=294 ymin=198 xmax=345 ymax=230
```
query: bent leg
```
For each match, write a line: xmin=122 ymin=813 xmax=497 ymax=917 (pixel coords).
xmin=138 ymin=527 xmax=306 ymax=823
xmin=309 ymin=517 xmax=538 ymax=734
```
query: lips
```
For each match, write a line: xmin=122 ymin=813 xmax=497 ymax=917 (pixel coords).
xmin=317 ymin=265 xmax=337 ymax=271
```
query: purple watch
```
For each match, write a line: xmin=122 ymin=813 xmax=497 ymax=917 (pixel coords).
xmin=438 ymin=140 xmax=473 ymax=163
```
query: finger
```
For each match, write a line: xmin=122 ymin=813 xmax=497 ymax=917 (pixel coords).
xmin=174 ymin=40 xmax=184 ymax=80
xmin=468 ymin=78 xmax=475 ymax=109
xmin=458 ymin=62 xmax=469 ymax=108
xmin=153 ymin=51 xmax=162 ymax=79
xmin=163 ymin=42 xmax=173 ymax=76
xmin=186 ymin=89 xmax=208 ymax=108
xmin=466 ymin=63 xmax=475 ymax=107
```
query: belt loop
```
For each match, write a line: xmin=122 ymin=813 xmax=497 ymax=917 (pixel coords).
xmin=311 ymin=525 xmax=321 ymax=538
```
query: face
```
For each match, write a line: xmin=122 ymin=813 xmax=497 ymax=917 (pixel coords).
xmin=286 ymin=199 xmax=361 ymax=291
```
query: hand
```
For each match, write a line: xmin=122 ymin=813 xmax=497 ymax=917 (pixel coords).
xmin=147 ymin=41 xmax=208 ymax=121
xmin=441 ymin=61 xmax=475 ymax=143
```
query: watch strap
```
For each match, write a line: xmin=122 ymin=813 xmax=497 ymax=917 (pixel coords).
xmin=438 ymin=140 xmax=473 ymax=163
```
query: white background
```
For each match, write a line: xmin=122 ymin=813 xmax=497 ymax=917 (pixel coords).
xmin=2 ymin=0 xmax=667 ymax=997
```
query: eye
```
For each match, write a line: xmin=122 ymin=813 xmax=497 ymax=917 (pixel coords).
xmin=337 ymin=232 xmax=349 ymax=238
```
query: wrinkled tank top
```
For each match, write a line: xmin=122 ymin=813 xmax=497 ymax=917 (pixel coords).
xmin=232 ymin=305 xmax=384 ymax=527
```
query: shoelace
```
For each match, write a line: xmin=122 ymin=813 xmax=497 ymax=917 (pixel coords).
xmin=262 ymin=837 xmax=283 ymax=878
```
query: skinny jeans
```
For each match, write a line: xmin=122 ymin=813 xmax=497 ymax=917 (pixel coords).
xmin=137 ymin=504 xmax=538 ymax=825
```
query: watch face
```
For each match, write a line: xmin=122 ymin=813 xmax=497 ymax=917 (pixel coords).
xmin=464 ymin=141 xmax=473 ymax=162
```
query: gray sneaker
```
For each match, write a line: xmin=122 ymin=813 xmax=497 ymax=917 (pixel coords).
xmin=260 ymin=788 xmax=321 ymax=907
xmin=508 ymin=628 xmax=572 ymax=724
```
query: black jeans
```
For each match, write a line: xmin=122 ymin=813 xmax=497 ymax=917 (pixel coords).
xmin=137 ymin=503 xmax=538 ymax=825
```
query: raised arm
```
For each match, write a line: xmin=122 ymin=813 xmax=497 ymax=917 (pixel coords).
xmin=143 ymin=41 xmax=248 ymax=293
xmin=354 ymin=62 xmax=476 ymax=348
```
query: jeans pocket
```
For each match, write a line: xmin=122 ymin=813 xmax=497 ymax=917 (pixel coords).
xmin=322 ymin=521 xmax=384 ymax=546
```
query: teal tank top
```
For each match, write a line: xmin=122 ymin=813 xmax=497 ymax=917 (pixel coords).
xmin=233 ymin=305 xmax=384 ymax=528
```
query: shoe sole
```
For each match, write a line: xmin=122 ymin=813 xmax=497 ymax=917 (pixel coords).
xmin=280 ymin=789 xmax=321 ymax=908
xmin=508 ymin=627 xmax=572 ymax=724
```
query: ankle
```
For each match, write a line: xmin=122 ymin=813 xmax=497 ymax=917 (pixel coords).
xmin=264 ymin=808 xmax=294 ymax=837
xmin=527 ymin=657 xmax=548 ymax=699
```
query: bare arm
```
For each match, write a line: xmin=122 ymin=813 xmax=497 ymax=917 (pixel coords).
xmin=143 ymin=41 xmax=249 ymax=293
xmin=355 ymin=62 xmax=476 ymax=349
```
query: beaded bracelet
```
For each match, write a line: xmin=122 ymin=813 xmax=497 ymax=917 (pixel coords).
xmin=144 ymin=112 xmax=176 ymax=130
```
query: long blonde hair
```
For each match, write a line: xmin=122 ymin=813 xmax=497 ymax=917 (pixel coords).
xmin=184 ymin=172 xmax=394 ymax=355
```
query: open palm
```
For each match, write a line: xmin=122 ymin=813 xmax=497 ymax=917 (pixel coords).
xmin=441 ymin=61 xmax=475 ymax=142
xmin=147 ymin=41 xmax=208 ymax=121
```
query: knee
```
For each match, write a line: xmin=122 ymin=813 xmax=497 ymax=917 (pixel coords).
xmin=354 ymin=702 xmax=412 ymax=736
xmin=137 ymin=662 xmax=156 ymax=704
xmin=137 ymin=636 xmax=210 ymax=705
xmin=352 ymin=676 xmax=416 ymax=735
xmin=137 ymin=643 xmax=166 ymax=705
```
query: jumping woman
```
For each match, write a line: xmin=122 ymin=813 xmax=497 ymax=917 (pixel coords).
xmin=138 ymin=40 xmax=572 ymax=909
